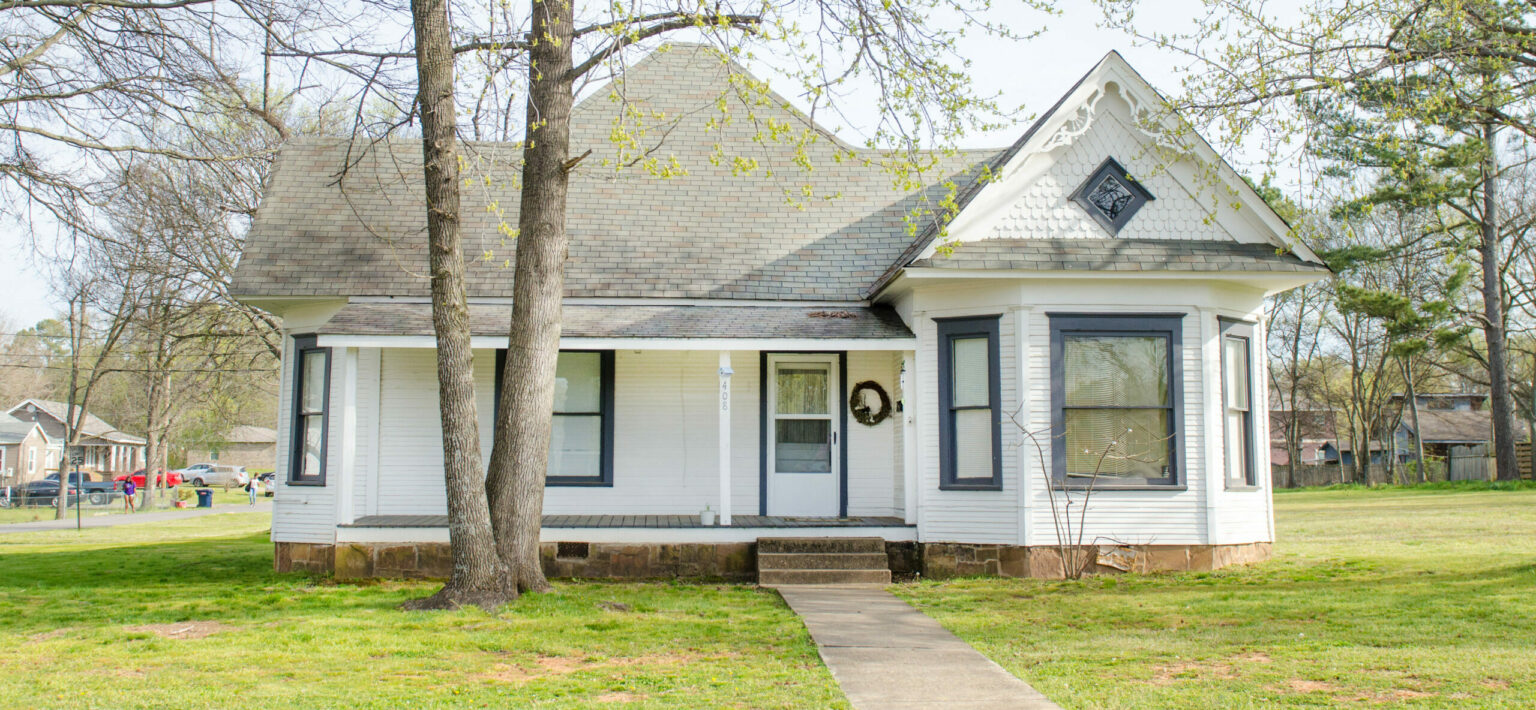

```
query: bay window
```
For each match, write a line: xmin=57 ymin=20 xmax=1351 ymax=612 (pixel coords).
xmin=1221 ymin=319 xmax=1257 ymax=488
xmin=936 ymin=316 xmax=1003 ymax=490
xmin=1050 ymin=314 xmax=1183 ymax=488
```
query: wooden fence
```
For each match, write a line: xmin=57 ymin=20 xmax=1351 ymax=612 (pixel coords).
xmin=1271 ymin=464 xmax=1393 ymax=489
xmin=1519 ymin=442 xmax=1532 ymax=480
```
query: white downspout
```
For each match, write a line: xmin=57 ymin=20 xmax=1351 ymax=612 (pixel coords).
xmin=717 ymin=351 xmax=734 ymax=526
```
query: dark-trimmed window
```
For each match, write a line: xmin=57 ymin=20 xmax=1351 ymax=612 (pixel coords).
xmin=937 ymin=316 xmax=1003 ymax=490
xmin=1050 ymin=314 xmax=1183 ymax=488
xmin=496 ymin=350 xmax=615 ymax=487
xmin=1221 ymin=319 xmax=1257 ymax=488
xmin=288 ymin=335 xmax=330 ymax=486
xmin=1069 ymin=157 xmax=1154 ymax=235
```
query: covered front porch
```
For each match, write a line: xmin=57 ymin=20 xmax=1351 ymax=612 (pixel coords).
xmin=307 ymin=300 xmax=922 ymax=531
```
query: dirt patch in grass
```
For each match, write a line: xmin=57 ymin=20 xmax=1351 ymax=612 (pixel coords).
xmin=1149 ymin=652 xmax=1272 ymax=685
xmin=28 ymin=628 xmax=70 ymax=643
xmin=484 ymin=651 xmax=723 ymax=685
xmin=128 ymin=621 xmax=230 ymax=640
xmin=1284 ymin=679 xmax=1339 ymax=694
xmin=594 ymin=691 xmax=647 ymax=703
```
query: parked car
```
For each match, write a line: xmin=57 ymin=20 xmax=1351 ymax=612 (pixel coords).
xmin=19 ymin=477 xmax=80 ymax=507
xmin=44 ymin=472 xmax=118 ymax=505
xmin=177 ymin=463 xmax=248 ymax=487
xmin=257 ymin=472 xmax=275 ymax=497
xmin=113 ymin=468 xmax=184 ymax=489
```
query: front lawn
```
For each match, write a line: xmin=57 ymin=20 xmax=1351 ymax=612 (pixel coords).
xmin=0 ymin=488 xmax=266 ymax=525
xmin=0 ymin=514 xmax=843 ymax=709
xmin=895 ymin=487 xmax=1536 ymax=708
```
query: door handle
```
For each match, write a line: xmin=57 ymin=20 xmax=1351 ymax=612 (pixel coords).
xmin=832 ymin=431 xmax=838 ymax=446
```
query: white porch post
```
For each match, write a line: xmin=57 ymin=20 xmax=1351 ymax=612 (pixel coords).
xmin=337 ymin=347 xmax=359 ymax=525
xmin=717 ymin=351 xmax=733 ymax=526
xmin=900 ymin=352 xmax=918 ymax=525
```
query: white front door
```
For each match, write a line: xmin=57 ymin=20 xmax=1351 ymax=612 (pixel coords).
xmin=766 ymin=354 xmax=841 ymax=517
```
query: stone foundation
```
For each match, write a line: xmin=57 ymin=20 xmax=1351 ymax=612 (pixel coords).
xmin=276 ymin=541 xmax=756 ymax=581
xmin=275 ymin=540 xmax=1269 ymax=581
xmin=919 ymin=541 xmax=1272 ymax=580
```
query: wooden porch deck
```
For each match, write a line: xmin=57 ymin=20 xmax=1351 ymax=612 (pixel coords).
xmin=342 ymin=514 xmax=911 ymax=529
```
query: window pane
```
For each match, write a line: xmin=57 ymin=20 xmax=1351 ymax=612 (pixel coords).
xmin=301 ymin=351 xmax=326 ymax=412
xmin=954 ymin=409 xmax=994 ymax=479
xmin=777 ymin=367 xmax=828 ymax=415
xmin=1226 ymin=410 xmax=1249 ymax=484
xmin=553 ymin=352 xmax=602 ymax=413
xmin=549 ymin=415 xmax=602 ymax=478
xmin=1064 ymin=408 xmax=1169 ymax=479
xmin=951 ymin=337 xmax=990 ymax=407
xmin=1223 ymin=336 xmax=1249 ymax=411
xmin=775 ymin=419 xmax=830 ymax=472
xmin=1064 ymin=336 xmax=1167 ymax=407
xmin=301 ymin=415 xmax=324 ymax=479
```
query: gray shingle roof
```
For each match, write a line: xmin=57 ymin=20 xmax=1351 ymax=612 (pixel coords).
xmin=7 ymin=399 xmax=143 ymax=444
xmin=232 ymin=44 xmax=993 ymax=303
xmin=909 ymin=239 xmax=1330 ymax=273
xmin=0 ymin=420 xmax=40 ymax=445
xmin=317 ymin=302 xmax=914 ymax=340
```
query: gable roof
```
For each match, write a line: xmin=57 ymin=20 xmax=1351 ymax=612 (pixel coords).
xmin=233 ymin=44 xmax=993 ymax=304
xmin=865 ymin=51 xmax=1326 ymax=297
xmin=1398 ymin=410 xmax=1498 ymax=444
xmin=7 ymin=399 xmax=144 ymax=445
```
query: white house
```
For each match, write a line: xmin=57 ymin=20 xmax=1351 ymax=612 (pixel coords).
xmin=233 ymin=45 xmax=1327 ymax=581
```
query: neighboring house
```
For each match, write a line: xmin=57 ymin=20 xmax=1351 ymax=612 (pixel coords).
xmin=185 ymin=426 xmax=278 ymax=471
xmin=5 ymin=399 xmax=145 ymax=476
xmin=1322 ymin=440 xmax=1388 ymax=467
xmin=1269 ymin=409 xmax=1334 ymax=467
xmin=232 ymin=46 xmax=1328 ymax=581
xmin=0 ymin=420 xmax=49 ymax=486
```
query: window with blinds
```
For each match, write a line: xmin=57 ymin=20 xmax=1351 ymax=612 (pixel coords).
xmin=288 ymin=336 xmax=330 ymax=486
xmin=1221 ymin=320 xmax=1257 ymax=488
xmin=1050 ymin=314 xmax=1184 ymax=488
xmin=936 ymin=316 xmax=1003 ymax=490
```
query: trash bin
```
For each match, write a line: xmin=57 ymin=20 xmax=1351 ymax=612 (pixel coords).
xmin=195 ymin=489 xmax=213 ymax=508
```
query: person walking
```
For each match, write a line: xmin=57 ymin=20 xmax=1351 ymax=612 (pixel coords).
xmin=122 ymin=478 xmax=137 ymax=513
xmin=246 ymin=478 xmax=257 ymax=506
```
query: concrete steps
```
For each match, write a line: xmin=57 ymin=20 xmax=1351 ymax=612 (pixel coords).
xmin=757 ymin=537 xmax=892 ymax=586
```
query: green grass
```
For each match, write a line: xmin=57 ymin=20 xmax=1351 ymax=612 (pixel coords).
xmin=894 ymin=487 xmax=1536 ymax=708
xmin=0 ymin=489 xmax=265 ymax=525
xmin=0 ymin=514 xmax=843 ymax=709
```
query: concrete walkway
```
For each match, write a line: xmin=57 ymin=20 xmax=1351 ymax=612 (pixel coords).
xmin=778 ymin=586 xmax=1061 ymax=710
xmin=0 ymin=501 xmax=271 ymax=534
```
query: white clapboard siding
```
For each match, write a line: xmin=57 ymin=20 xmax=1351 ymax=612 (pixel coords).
xmin=369 ymin=349 xmax=800 ymax=517
xmin=915 ymin=305 xmax=1022 ymax=544
xmin=981 ymin=88 xmax=1236 ymax=244
xmin=845 ymin=351 xmax=900 ymax=517
xmin=271 ymin=335 xmax=340 ymax=544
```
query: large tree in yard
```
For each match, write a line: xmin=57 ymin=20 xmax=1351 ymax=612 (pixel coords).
xmin=394 ymin=0 xmax=1048 ymax=600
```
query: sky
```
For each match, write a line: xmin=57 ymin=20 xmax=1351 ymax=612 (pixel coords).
xmin=0 ymin=3 xmax=1202 ymax=328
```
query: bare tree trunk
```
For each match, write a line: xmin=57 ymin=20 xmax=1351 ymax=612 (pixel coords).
xmin=485 ymin=0 xmax=576 ymax=595
xmin=1401 ymin=358 xmax=1426 ymax=484
xmin=402 ymin=0 xmax=516 ymax=611
xmin=1480 ymin=124 xmax=1519 ymax=481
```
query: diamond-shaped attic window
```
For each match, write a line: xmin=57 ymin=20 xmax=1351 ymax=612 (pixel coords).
xmin=1070 ymin=158 xmax=1154 ymax=235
